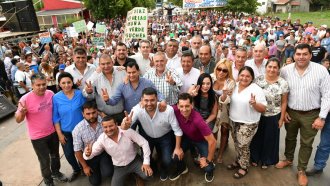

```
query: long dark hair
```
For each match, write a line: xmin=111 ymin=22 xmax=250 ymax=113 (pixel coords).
xmin=194 ymin=73 xmax=216 ymax=110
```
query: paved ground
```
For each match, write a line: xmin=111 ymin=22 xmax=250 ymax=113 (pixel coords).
xmin=1 ymin=114 xmax=330 ymax=186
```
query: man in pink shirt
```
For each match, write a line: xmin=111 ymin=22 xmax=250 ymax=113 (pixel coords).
xmin=15 ymin=74 xmax=67 ymax=186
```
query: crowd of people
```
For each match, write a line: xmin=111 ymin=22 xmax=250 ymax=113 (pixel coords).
xmin=0 ymin=9 xmax=330 ymax=186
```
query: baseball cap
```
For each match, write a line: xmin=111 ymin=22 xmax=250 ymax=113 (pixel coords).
xmin=59 ymin=64 xmax=66 ymax=70
xmin=279 ymin=34 xmax=284 ymax=36
xmin=13 ymin=55 xmax=20 ymax=59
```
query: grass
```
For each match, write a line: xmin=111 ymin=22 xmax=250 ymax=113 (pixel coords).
xmin=265 ymin=11 xmax=330 ymax=27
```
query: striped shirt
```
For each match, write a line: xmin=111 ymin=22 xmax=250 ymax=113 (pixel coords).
xmin=281 ymin=62 xmax=330 ymax=118
xmin=143 ymin=68 xmax=182 ymax=105
xmin=72 ymin=117 xmax=103 ymax=152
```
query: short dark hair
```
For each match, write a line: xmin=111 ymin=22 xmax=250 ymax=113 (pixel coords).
xmin=266 ymin=57 xmax=281 ymax=68
xmin=238 ymin=66 xmax=255 ymax=82
xmin=181 ymin=50 xmax=194 ymax=61
xmin=102 ymin=115 xmax=116 ymax=124
xmin=57 ymin=72 xmax=78 ymax=89
xmin=82 ymin=101 xmax=97 ymax=112
xmin=142 ymin=87 xmax=157 ymax=97
xmin=73 ymin=47 xmax=87 ymax=55
xmin=321 ymin=58 xmax=330 ymax=64
xmin=178 ymin=93 xmax=193 ymax=104
xmin=126 ymin=61 xmax=140 ymax=71
xmin=294 ymin=43 xmax=312 ymax=55
xmin=116 ymin=42 xmax=127 ymax=50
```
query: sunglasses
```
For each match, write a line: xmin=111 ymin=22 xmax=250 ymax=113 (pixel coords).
xmin=216 ymin=68 xmax=228 ymax=73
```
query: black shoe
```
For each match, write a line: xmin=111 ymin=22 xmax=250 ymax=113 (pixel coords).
xmin=44 ymin=180 xmax=54 ymax=186
xmin=68 ymin=171 xmax=81 ymax=182
xmin=169 ymin=167 xmax=188 ymax=181
xmin=205 ymin=171 xmax=214 ymax=183
xmin=306 ymin=168 xmax=323 ymax=176
xmin=51 ymin=172 xmax=68 ymax=182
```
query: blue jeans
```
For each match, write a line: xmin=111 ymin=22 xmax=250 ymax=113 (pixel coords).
xmin=285 ymin=48 xmax=294 ymax=58
xmin=62 ymin=131 xmax=81 ymax=172
xmin=138 ymin=126 xmax=174 ymax=177
xmin=313 ymin=114 xmax=330 ymax=170
xmin=176 ymin=135 xmax=214 ymax=174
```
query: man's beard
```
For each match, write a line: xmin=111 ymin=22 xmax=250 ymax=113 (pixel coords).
xmin=86 ymin=117 xmax=97 ymax=124
xmin=192 ymin=48 xmax=199 ymax=58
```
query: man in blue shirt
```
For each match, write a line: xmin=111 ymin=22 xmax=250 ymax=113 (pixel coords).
xmin=102 ymin=61 xmax=166 ymax=113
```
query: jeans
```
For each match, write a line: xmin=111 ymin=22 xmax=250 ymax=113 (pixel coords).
xmin=285 ymin=48 xmax=294 ymax=58
xmin=313 ymin=114 xmax=330 ymax=170
xmin=31 ymin=132 xmax=61 ymax=183
xmin=86 ymin=152 xmax=114 ymax=186
xmin=62 ymin=131 xmax=81 ymax=172
xmin=176 ymin=135 xmax=215 ymax=174
xmin=138 ymin=124 xmax=175 ymax=177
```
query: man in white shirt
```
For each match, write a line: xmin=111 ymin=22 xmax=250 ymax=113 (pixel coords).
xmin=14 ymin=62 xmax=30 ymax=98
xmin=130 ymin=40 xmax=153 ymax=76
xmin=245 ymin=44 xmax=267 ymax=78
xmin=125 ymin=87 xmax=184 ymax=181
xmin=232 ymin=48 xmax=248 ymax=81
xmin=177 ymin=51 xmax=200 ymax=93
xmin=65 ymin=47 xmax=96 ymax=90
xmin=165 ymin=39 xmax=181 ymax=70
xmin=84 ymin=115 xmax=152 ymax=186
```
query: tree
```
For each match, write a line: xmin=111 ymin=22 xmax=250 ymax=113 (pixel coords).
xmin=83 ymin=0 xmax=155 ymax=19
xmin=224 ymin=0 xmax=260 ymax=14
xmin=168 ymin=0 xmax=183 ymax=7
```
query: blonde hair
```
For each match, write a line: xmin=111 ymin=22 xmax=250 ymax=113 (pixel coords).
xmin=214 ymin=58 xmax=234 ymax=81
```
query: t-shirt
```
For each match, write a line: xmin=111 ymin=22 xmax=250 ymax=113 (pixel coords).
xmin=173 ymin=105 xmax=212 ymax=142
xmin=16 ymin=90 xmax=55 ymax=140
xmin=311 ymin=46 xmax=327 ymax=63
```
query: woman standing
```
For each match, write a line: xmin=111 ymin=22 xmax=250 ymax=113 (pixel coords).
xmin=211 ymin=59 xmax=235 ymax=164
xmin=227 ymin=66 xmax=267 ymax=179
xmin=53 ymin=72 xmax=86 ymax=181
xmin=188 ymin=73 xmax=218 ymax=131
xmin=40 ymin=62 xmax=57 ymax=93
xmin=250 ymin=58 xmax=289 ymax=168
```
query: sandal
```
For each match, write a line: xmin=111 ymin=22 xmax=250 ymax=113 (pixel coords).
xmin=227 ymin=162 xmax=240 ymax=170
xmin=251 ymin=162 xmax=258 ymax=167
xmin=233 ymin=168 xmax=248 ymax=179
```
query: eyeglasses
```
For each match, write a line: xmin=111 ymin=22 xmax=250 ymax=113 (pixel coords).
xmin=216 ymin=68 xmax=228 ymax=73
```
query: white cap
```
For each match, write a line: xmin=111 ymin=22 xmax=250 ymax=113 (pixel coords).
xmin=14 ymin=55 xmax=20 ymax=59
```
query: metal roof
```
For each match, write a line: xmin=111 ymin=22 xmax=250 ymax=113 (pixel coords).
xmin=36 ymin=8 xmax=84 ymax=16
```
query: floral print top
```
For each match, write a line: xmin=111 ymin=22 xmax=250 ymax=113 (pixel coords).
xmin=254 ymin=75 xmax=289 ymax=117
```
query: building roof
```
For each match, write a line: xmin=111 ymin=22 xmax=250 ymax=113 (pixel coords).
xmin=42 ymin=0 xmax=84 ymax=11
xmin=36 ymin=8 xmax=84 ymax=16
xmin=290 ymin=1 xmax=301 ymax=5
xmin=274 ymin=0 xmax=290 ymax=5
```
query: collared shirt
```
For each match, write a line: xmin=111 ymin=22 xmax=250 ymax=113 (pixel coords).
xmin=281 ymin=62 xmax=330 ymax=118
xmin=72 ymin=117 xmax=103 ymax=152
xmin=106 ymin=77 xmax=165 ymax=112
xmin=143 ymin=68 xmax=182 ymax=105
xmin=172 ymin=105 xmax=212 ymax=142
xmin=177 ymin=67 xmax=200 ymax=93
xmin=130 ymin=53 xmax=153 ymax=76
xmin=131 ymin=104 xmax=183 ymax=138
xmin=53 ymin=89 xmax=86 ymax=132
xmin=193 ymin=57 xmax=216 ymax=74
xmin=83 ymin=69 xmax=126 ymax=115
xmin=245 ymin=58 xmax=267 ymax=78
xmin=166 ymin=54 xmax=182 ymax=70
xmin=231 ymin=62 xmax=241 ymax=81
xmin=83 ymin=128 xmax=151 ymax=166
xmin=65 ymin=63 xmax=96 ymax=90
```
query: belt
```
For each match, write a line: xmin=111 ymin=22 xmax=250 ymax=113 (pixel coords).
xmin=288 ymin=108 xmax=320 ymax=114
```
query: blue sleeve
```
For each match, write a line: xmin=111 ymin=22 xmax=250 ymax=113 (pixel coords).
xmin=52 ymin=96 xmax=60 ymax=124
xmin=106 ymin=83 xmax=123 ymax=106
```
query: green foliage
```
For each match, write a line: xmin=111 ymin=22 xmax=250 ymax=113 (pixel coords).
xmin=168 ymin=0 xmax=183 ymax=7
xmin=83 ymin=0 xmax=154 ymax=19
xmin=224 ymin=0 xmax=260 ymax=14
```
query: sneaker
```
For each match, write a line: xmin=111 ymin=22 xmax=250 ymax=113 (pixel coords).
xmin=51 ymin=172 xmax=68 ymax=182
xmin=205 ymin=171 xmax=214 ymax=183
xmin=306 ymin=168 xmax=323 ymax=176
xmin=160 ymin=175 xmax=168 ymax=181
xmin=67 ymin=171 xmax=80 ymax=182
xmin=169 ymin=167 xmax=188 ymax=181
